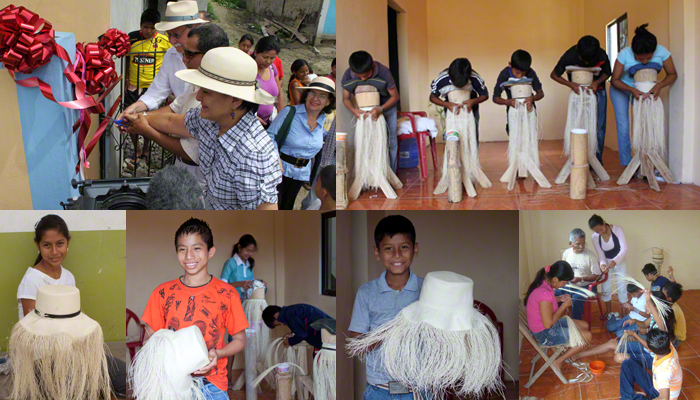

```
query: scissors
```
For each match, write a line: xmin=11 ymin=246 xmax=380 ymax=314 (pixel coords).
xmin=106 ymin=116 xmax=127 ymax=127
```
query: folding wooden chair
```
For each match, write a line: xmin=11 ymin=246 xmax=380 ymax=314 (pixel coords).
xmin=519 ymin=302 xmax=568 ymax=388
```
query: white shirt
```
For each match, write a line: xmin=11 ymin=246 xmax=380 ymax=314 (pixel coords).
xmin=17 ymin=266 xmax=76 ymax=320
xmin=592 ymin=224 xmax=628 ymax=266
xmin=139 ymin=46 xmax=188 ymax=111
xmin=629 ymin=294 xmax=647 ymax=321
xmin=562 ymin=248 xmax=601 ymax=287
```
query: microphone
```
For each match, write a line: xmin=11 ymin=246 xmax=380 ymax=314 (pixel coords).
xmin=146 ymin=165 xmax=206 ymax=210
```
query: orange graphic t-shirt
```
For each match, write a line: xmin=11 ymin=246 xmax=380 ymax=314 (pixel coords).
xmin=142 ymin=276 xmax=248 ymax=392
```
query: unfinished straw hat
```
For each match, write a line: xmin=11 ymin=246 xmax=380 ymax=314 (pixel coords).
xmin=9 ymin=285 xmax=111 ymax=400
xmin=175 ymin=47 xmax=276 ymax=105
xmin=312 ymin=319 xmax=336 ymax=400
xmin=355 ymin=85 xmax=380 ymax=111
xmin=447 ymin=89 xmax=471 ymax=104
xmin=502 ymin=78 xmax=534 ymax=100
xmin=346 ymin=271 xmax=503 ymax=398
xmin=155 ymin=1 xmax=209 ymax=31
xmin=565 ymin=66 xmax=602 ymax=86
xmin=633 ymin=64 xmax=661 ymax=93
xmin=129 ymin=325 xmax=211 ymax=400
xmin=242 ymin=279 xmax=270 ymax=365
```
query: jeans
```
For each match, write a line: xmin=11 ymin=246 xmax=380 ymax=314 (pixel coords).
xmin=107 ymin=354 xmax=127 ymax=398
xmin=609 ymin=85 xmax=634 ymax=166
xmin=606 ymin=315 xmax=641 ymax=338
xmin=363 ymin=383 xmax=431 ymax=400
xmin=196 ymin=378 xmax=229 ymax=400
xmin=595 ymin=88 xmax=607 ymax=164
xmin=385 ymin=107 xmax=398 ymax=173
xmin=620 ymin=358 xmax=659 ymax=400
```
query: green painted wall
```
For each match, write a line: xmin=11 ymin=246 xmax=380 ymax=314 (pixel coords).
xmin=0 ymin=230 xmax=126 ymax=351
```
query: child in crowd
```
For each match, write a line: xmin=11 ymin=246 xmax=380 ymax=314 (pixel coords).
xmin=348 ymin=215 xmax=429 ymax=399
xmin=238 ymin=34 xmax=254 ymax=54
xmin=662 ymin=281 xmax=685 ymax=347
xmin=643 ymin=263 xmax=671 ymax=292
xmin=493 ymin=50 xmax=544 ymax=134
xmin=288 ymin=59 xmax=311 ymax=105
xmin=606 ymin=284 xmax=649 ymax=337
xmin=262 ymin=304 xmax=331 ymax=350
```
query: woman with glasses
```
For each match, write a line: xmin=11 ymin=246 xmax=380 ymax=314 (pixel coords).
xmin=267 ymin=76 xmax=336 ymax=210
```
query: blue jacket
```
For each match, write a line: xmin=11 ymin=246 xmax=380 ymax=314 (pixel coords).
xmin=277 ymin=304 xmax=331 ymax=349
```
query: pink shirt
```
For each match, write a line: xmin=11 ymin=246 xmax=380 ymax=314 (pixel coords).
xmin=527 ymin=280 xmax=558 ymax=333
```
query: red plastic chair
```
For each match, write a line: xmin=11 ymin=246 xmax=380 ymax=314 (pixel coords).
xmin=126 ymin=308 xmax=146 ymax=359
xmin=583 ymin=272 xmax=609 ymax=327
xmin=397 ymin=111 xmax=438 ymax=179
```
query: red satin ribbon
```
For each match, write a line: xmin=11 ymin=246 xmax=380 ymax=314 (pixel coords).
xmin=99 ymin=28 xmax=130 ymax=58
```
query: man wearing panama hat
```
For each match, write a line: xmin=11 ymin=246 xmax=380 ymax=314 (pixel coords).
xmin=124 ymin=47 xmax=282 ymax=210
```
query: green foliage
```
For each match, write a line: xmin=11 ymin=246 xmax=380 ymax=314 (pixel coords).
xmin=215 ymin=0 xmax=245 ymax=9
xmin=206 ymin=2 xmax=219 ymax=21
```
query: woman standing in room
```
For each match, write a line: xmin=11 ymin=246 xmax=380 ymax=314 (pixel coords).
xmin=588 ymin=214 xmax=630 ymax=319
xmin=220 ymin=234 xmax=265 ymax=299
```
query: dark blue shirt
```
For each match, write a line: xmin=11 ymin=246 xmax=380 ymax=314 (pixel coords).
xmin=277 ymin=304 xmax=331 ymax=349
xmin=651 ymin=275 xmax=671 ymax=293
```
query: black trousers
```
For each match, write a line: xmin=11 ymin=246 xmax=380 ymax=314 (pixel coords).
xmin=277 ymin=176 xmax=306 ymax=210
xmin=107 ymin=354 xmax=127 ymax=398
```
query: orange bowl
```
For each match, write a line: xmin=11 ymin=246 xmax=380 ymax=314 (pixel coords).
xmin=590 ymin=361 xmax=605 ymax=375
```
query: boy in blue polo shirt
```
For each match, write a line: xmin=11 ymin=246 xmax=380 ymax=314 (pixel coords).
xmin=341 ymin=51 xmax=401 ymax=172
xmin=349 ymin=215 xmax=429 ymax=399
xmin=493 ymin=49 xmax=545 ymax=134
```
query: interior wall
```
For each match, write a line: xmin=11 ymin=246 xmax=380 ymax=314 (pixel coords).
xmin=336 ymin=211 xmax=355 ymax=400
xmin=425 ymin=0 xmax=583 ymax=142
xmin=522 ymin=211 xmax=700 ymax=291
xmin=0 ymin=0 xmax=110 ymax=208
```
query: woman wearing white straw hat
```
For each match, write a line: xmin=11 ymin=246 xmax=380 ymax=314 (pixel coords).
xmin=124 ymin=47 xmax=282 ymax=210
xmin=268 ymin=76 xmax=335 ymax=209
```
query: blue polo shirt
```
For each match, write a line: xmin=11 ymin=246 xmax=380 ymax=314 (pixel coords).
xmin=277 ymin=304 xmax=331 ymax=349
xmin=349 ymin=270 xmax=424 ymax=385
xmin=220 ymin=253 xmax=252 ymax=298
xmin=616 ymin=45 xmax=671 ymax=87
xmin=268 ymin=104 xmax=327 ymax=181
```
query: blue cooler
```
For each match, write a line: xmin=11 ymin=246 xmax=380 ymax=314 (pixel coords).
xmin=398 ymin=137 xmax=419 ymax=169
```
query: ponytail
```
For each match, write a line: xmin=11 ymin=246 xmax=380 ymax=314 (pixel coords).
xmin=231 ymin=234 xmax=257 ymax=270
xmin=524 ymin=261 xmax=574 ymax=306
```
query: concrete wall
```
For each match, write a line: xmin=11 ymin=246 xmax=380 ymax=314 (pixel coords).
xmin=521 ymin=211 xmax=700 ymax=291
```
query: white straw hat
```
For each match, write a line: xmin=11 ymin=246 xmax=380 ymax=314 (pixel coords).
xmin=296 ymin=76 xmax=336 ymax=94
xmin=18 ymin=284 xmax=100 ymax=337
xmin=175 ymin=47 xmax=275 ymax=105
xmin=129 ymin=325 xmax=211 ymax=400
xmin=155 ymin=1 xmax=209 ymax=31
xmin=403 ymin=271 xmax=475 ymax=330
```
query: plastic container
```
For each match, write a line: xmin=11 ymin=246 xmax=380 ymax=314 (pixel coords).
xmin=590 ymin=361 xmax=605 ymax=375
xmin=398 ymin=137 xmax=419 ymax=169
xmin=245 ymin=328 xmax=256 ymax=338
xmin=336 ymin=132 xmax=347 ymax=141
xmin=277 ymin=363 xmax=290 ymax=373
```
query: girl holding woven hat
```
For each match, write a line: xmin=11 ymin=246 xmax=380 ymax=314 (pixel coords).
xmin=268 ymin=76 xmax=336 ymax=209
xmin=124 ymin=46 xmax=283 ymax=210
xmin=524 ymin=261 xmax=592 ymax=372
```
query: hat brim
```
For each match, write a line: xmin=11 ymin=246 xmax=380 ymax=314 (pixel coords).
xmin=175 ymin=69 xmax=275 ymax=105
xmin=297 ymin=84 xmax=335 ymax=94
xmin=565 ymin=66 xmax=602 ymax=72
xmin=18 ymin=311 xmax=101 ymax=338
xmin=155 ymin=19 xmax=209 ymax=32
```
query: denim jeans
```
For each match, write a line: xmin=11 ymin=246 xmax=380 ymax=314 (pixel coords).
xmin=595 ymin=88 xmax=607 ymax=164
xmin=195 ymin=378 xmax=229 ymax=400
xmin=609 ymin=85 xmax=634 ymax=166
xmin=363 ymin=383 xmax=432 ymax=400
xmin=606 ymin=314 xmax=641 ymax=338
xmin=620 ymin=358 xmax=659 ymax=400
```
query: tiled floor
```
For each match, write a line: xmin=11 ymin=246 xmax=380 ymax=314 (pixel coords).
xmin=227 ymin=369 xmax=280 ymax=400
xmin=519 ymin=290 xmax=700 ymax=400
xmin=347 ymin=141 xmax=700 ymax=210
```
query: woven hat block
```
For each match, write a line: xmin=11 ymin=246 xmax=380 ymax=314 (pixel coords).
xmin=566 ymin=66 xmax=601 ymax=86
xmin=402 ymin=271 xmax=474 ymax=332
xmin=447 ymin=89 xmax=470 ymax=103
xmin=321 ymin=329 xmax=336 ymax=344
xmin=510 ymin=84 xmax=533 ymax=100
xmin=18 ymin=285 xmax=100 ymax=338
xmin=162 ymin=325 xmax=210 ymax=391
xmin=635 ymin=69 xmax=658 ymax=93
xmin=355 ymin=85 xmax=379 ymax=110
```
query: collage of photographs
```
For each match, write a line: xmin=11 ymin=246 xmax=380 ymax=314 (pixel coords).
xmin=0 ymin=0 xmax=699 ymax=400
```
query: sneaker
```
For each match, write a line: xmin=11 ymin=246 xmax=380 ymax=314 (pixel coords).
xmin=612 ymin=312 xmax=620 ymax=318
xmin=607 ymin=312 xmax=617 ymax=320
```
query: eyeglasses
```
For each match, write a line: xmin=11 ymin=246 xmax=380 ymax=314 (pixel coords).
xmin=307 ymin=91 xmax=329 ymax=101
xmin=183 ymin=49 xmax=205 ymax=59
xmin=167 ymin=26 xmax=189 ymax=40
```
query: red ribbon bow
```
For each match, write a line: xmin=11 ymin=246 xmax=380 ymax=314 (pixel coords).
xmin=99 ymin=28 xmax=130 ymax=58
xmin=0 ymin=5 xmax=55 ymax=74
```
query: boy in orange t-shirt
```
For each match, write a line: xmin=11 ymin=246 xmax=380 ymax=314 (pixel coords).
xmin=142 ymin=218 xmax=249 ymax=398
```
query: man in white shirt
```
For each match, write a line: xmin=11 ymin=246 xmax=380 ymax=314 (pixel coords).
xmin=560 ymin=228 xmax=602 ymax=320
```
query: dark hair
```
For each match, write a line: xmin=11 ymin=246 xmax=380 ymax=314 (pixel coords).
xmin=291 ymin=59 xmax=310 ymax=74
xmin=262 ymin=305 xmax=282 ymax=329
xmin=140 ymin=9 xmax=161 ymax=25
xmin=577 ymin=35 xmax=600 ymax=64
xmin=373 ymin=215 xmax=416 ymax=248
xmin=632 ymin=24 xmax=657 ymax=55
xmin=651 ymin=290 xmax=676 ymax=341
xmin=627 ymin=283 xmax=642 ymax=294
xmin=588 ymin=214 xmax=605 ymax=229
xmin=331 ymin=58 xmax=336 ymax=67
xmin=511 ymin=49 xmax=532 ymax=72
xmin=237 ymin=99 xmax=259 ymax=115
xmin=319 ymin=165 xmax=335 ymax=201
xmin=239 ymin=34 xmax=254 ymax=46
xmin=524 ymin=261 xmax=575 ymax=306
xmin=642 ymin=263 xmax=658 ymax=275
xmin=254 ymin=35 xmax=280 ymax=55
xmin=646 ymin=328 xmax=671 ymax=355
xmin=448 ymin=58 xmax=472 ymax=89
xmin=348 ymin=51 xmax=373 ymax=74
xmin=34 ymin=215 xmax=71 ymax=266
xmin=174 ymin=218 xmax=214 ymax=250
xmin=231 ymin=234 xmax=257 ymax=269
xmin=299 ymin=89 xmax=336 ymax=114
xmin=663 ymin=282 xmax=683 ymax=303
xmin=188 ymin=23 xmax=229 ymax=53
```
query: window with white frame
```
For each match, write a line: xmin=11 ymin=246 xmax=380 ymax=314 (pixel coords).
xmin=607 ymin=13 xmax=628 ymax=65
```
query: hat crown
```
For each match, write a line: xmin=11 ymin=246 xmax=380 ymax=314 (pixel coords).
xmin=165 ymin=1 xmax=199 ymax=18
xmin=200 ymin=47 xmax=258 ymax=87
xmin=35 ymin=285 xmax=81 ymax=316
xmin=419 ymin=271 xmax=474 ymax=311
xmin=164 ymin=326 xmax=210 ymax=386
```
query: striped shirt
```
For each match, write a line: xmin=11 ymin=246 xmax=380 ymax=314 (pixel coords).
xmin=430 ymin=68 xmax=488 ymax=120
xmin=653 ymin=346 xmax=683 ymax=400
xmin=320 ymin=117 xmax=336 ymax=168
xmin=185 ymin=108 xmax=282 ymax=210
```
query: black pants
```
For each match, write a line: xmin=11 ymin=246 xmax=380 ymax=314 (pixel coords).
xmin=277 ymin=176 xmax=305 ymax=210
xmin=107 ymin=354 xmax=127 ymax=399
